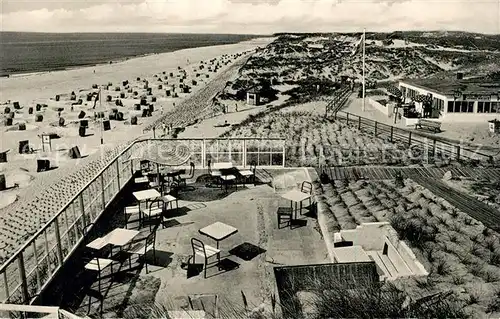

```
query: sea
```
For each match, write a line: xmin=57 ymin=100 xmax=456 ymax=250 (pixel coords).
xmin=0 ymin=32 xmax=258 ymax=77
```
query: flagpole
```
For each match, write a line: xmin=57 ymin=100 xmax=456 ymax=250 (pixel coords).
xmin=362 ymin=28 xmax=366 ymax=112
xmin=100 ymin=88 xmax=104 ymax=145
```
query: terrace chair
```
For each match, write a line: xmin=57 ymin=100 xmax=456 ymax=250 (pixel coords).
xmin=124 ymin=205 xmax=141 ymax=229
xmin=79 ymin=224 xmax=116 ymax=313
xmin=300 ymin=181 xmax=313 ymax=214
xmin=207 ymin=160 xmax=221 ymax=185
xmin=179 ymin=162 xmax=195 ymax=187
xmin=143 ymin=199 xmax=164 ymax=231
xmin=277 ymin=207 xmax=293 ymax=229
xmin=163 ymin=194 xmax=179 ymax=216
xmin=191 ymin=238 xmax=221 ymax=278
xmin=124 ymin=230 xmax=156 ymax=274
xmin=238 ymin=161 xmax=257 ymax=185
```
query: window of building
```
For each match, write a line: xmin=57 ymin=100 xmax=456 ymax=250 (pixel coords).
xmin=433 ymin=98 xmax=444 ymax=110
xmin=448 ymin=101 xmax=474 ymax=113
xmin=447 ymin=101 xmax=454 ymax=112
xmin=492 ymin=102 xmax=499 ymax=113
xmin=478 ymin=101 xmax=496 ymax=113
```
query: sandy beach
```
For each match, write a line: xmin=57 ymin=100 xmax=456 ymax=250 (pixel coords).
xmin=0 ymin=37 xmax=273 ymax=259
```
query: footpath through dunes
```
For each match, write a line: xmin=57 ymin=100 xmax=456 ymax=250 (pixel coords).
xmin=144 ymin=55 xmax=250 ymax=131
xmin=0 ymin=53 xmax=253 ymax=263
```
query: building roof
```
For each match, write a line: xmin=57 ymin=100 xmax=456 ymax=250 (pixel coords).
xmin=400 ymin=77 xmax=500 ymax=98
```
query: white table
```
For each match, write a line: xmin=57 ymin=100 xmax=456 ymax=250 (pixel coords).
xmin=133 ymin=189 xmax=162 ymax=223
xmin=133 ymin=189 xmax=161 ymax=202
xmin=87 ymin=228 xmax=140 ymax=250
xmin=199 ymin=222 xmax=238 ymax=249
xmin=213 ymin=162 xmax=233 ymax=170
xmin=220 ymin=175 xmax=236 ymax=192
xmin=281 ymin=189 xmax=312 ymax=219
xmin=134 ymin=177 xmax=149 ymax=184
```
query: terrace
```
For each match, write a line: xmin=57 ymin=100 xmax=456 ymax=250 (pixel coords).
xmin=0 ymin=138 xmax=330 ymax=318
xmin=39 ymin=168 xmax=327 ymax=317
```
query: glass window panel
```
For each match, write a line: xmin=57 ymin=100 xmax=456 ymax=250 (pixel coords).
xmin=259 ymin=140 xmax=272 ymax=152
xmin=206 ymin=153 xmax=215 ymax=165
xmin=478 ymin=102 xmax=484 ymax=113
xmin=461 ymin=101 xmax=468 ymax=113
xmin=447 ymin=101 xmax=454 ymax=112
xmin=230 ymin=140 xmax=243 ymax=153
xmin=218 ymin=153 xmax=230 ymax=162
xmin=258 ymin=153 xmax=271 ymax=166
xmin=491 ymin=102 xmax=498 ymax=112
xmin=468 ymin=102 xmax=474 ymax=113
xmin=485 ymin=102 xmax=491 ymax=113
xmin=247 ymin=153 xmax=258 ymax=166
xmin=272 ymin=153 xmax=284 ymax=166
xmin=230 ymin=153 xmax=243 ymax=166
xmin=189 ymin=153 xmax=202 ymax=167
xmin=246 ymin=139 xmax=259 ymax=152
xmin=206 ymin=140 xmax=218 ymax=153
xmin=189 ymin=140 xmax=203 ymax=153
xmin=269 ymin=140 xmax=284 ymax=152
xmin=217 ymin=139 xmax=230 ymax=153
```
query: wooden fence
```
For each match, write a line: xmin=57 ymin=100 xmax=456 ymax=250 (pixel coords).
xmin=332 ymin=111 xmax=497 ymax=166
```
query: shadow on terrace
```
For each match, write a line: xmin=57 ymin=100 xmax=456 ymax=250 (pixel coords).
xmin=38 ymin=166 xmax=329 ymax=318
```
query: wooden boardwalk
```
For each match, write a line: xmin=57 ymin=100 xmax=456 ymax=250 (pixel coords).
xmin=323 ymin=166 xmax=500 ymax=181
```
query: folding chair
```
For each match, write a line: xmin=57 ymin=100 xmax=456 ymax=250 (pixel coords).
xmin=142 ymin=199 xmax=164 ymax=231
xmin=238 ymin=161 xmax=257 ymax=185
xmin=124 ymin=231 xmax=156 ymax=273
xmin=191 ymin=238 xmax=221 ymax=278
xmin=300 ymin=181 xmax=313 ymax=214
xmin=207 ymin=160 xmax=221 ymax=186
xmin=179 ymin=162 xmax=195 ymax=187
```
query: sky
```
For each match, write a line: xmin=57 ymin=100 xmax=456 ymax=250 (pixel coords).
xmin=0 ymin=0 xmax=499 ymax=34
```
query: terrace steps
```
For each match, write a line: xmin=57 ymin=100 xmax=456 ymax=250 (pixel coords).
xmin=320 ymin=166 xmax=500 ymax=182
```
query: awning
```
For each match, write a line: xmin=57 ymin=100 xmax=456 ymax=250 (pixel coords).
xmin=123 ymin=143 xmax=191 ymax=167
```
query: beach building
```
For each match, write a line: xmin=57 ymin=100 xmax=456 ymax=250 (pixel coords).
xmin=397 ymin=75 xmax=500 ymax=123
xmin=246 ymin=87 xmax=261 ymax=106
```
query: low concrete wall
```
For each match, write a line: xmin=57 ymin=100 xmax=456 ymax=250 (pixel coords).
xmin=368 ymin=98 xmax=393 ymax=117
xmin=336 ymin=222 xmax=428 ymax=278
xmin=384 ymin=236 xmax=413 ymax=277
xmin=391 ymin=240 xmax=428 ymax=276
xmin=339 ymin=222 xmax=389 ymax=251
xmin=402 ymin=116 xmax=419 ymax=127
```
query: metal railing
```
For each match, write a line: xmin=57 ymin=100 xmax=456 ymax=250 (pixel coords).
xmin=0 ymin=137 xmax=286 ymax=305
xmin=0 ymin=304 xmax=84 ymax=319
xmin=333 ymin=111 xmax=497 ymax=165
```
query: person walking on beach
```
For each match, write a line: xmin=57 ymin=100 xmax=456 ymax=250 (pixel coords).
xmin=235 ymin=103 xmax=238 ymax=112
xmin=162 ymin=123 xmax=166 ymax=137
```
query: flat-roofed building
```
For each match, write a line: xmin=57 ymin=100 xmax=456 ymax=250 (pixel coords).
xmin=398 ymin=75 xmax=500 ymax=122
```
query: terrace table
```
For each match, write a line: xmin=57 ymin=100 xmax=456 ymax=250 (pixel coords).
xmin=133 ymin=189 xmax=161 ymax=222
xmin=134 ymin=177 xmax=149 ymax=184
xmin=199 ymin=222 xmax=238 ymax=249
xmin=281 ymin=189 xmax=312 ymax=220
xmin=220 ymin=175 xmax=237 ymax=193
xmin=87 ymin=228 xmax=140 ymax=250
